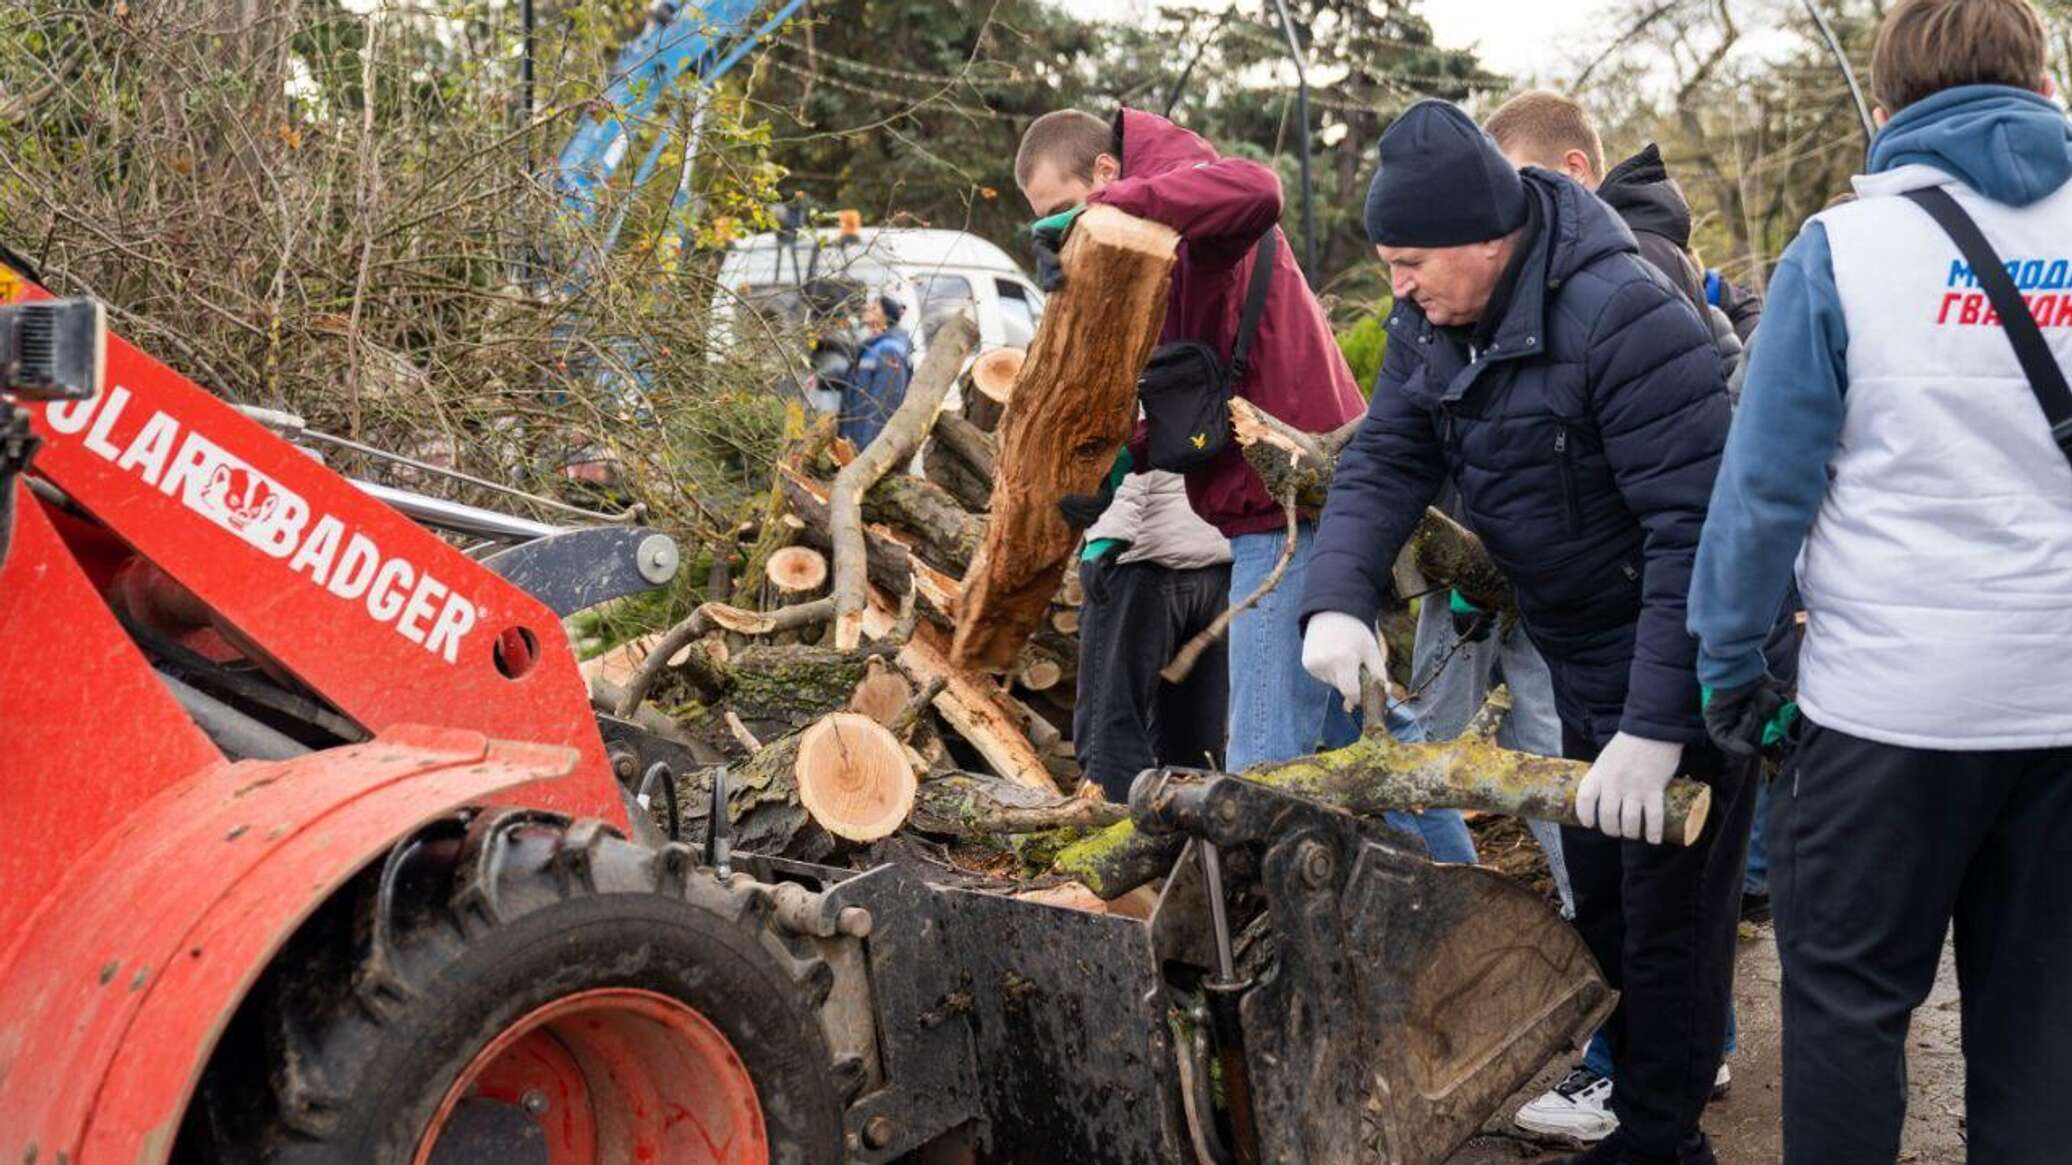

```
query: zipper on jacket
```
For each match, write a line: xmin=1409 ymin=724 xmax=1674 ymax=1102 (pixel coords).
xmin=1554 ymin=425 xmax=1582 ymax=536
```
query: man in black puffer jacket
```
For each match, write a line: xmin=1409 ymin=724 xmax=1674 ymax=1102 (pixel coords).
xmin=1299 ymin=100 xmax=1755 ymax=1165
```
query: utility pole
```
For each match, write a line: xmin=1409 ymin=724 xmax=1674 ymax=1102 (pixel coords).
xmin=1269 ymin=0 xmax=1318 ymax=286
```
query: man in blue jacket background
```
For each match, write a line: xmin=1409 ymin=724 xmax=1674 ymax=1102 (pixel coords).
xmin=838 ymin=294 xmax=912 ymax=450
xmin=1300 ymin=100 xmax=1756 ymax=1165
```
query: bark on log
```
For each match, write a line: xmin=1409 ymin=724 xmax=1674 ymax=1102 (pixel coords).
xmin=1229 ymin=397 xmax=1513 ymax=612
xmin=614 ymin=598 xmax=836 ymax=716
xmin=860 ymin=473 xmax=985 ymax=575
xmin=724 ymin=641 xmax=897 ymax=744
xmin=909 ymin=770 xmax=1128 ymax=837
xmin=924 ymin=409 xmax=998 ymax=510
xmin=778 ymin=467 xmax=912 ymax=598
xmin=834 ymin=313 xmax=980 ymax=649
xmin=1052 ymin=687 xmax=1713 ymax=897
xmin=923 ymin=442 xmax=994 ymax=512
xmin=954 ymin=207 xmax=1180 ymax=671
xmin=794 ymin=713 xmax=917 ymax=843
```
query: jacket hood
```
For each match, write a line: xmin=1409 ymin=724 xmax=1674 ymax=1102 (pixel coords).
xmin=1868 ymin=85 xmax=2072 ymax=207
xmin=1596 ymin=144 xmax=1693 ymax=249
xmin=1114 ymin=107 xmax=1221 ymax=180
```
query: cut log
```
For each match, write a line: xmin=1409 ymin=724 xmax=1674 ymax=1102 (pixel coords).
xmin=961 ymin=345 xmax=1024 ymax=432
xmin=765 ymin=545 xmax=829 ymax=595
xmin=1018 ymin=655 xmax=1065 ymax=692
xmin=1050 ymin=607 xmax=1080 ymax=635
xmin=778 ymin=466 xmax=913 ymax=598
xmin=908 ymin=770 xmax=1127 ymax=837
xmin=794 ymin=712 xmax=917 ymax=843
xmin=726 ymin=641 xmax=897 ymax=744
xmin=1052 ymin=686 xmax=1713 ymax=897
xmin=1229 ymin=397 xmax=1513 ymax=612
xmin=860 ymin=473 xmax=985 ymax=575
xmin=924 ymin=409 xmax=998 ymax=511
xmin=897 ymin=622 xmax=1058 ymax=793
xmin=613 ymin=597 xmax=835 ymax=716
xmin=1057 ymin=566 xmax=1084 ymax=608
xmin=954 ymin=207 xmax=1180 ymax=671
xmin=833 ymin=313 xmax=980 ymax=649
xmin=848 ymin=656 xmax=915 ymax=726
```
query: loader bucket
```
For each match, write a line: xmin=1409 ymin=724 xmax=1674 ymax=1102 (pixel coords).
xmin=1141 ymin=771 xmax=1613 ymax=1165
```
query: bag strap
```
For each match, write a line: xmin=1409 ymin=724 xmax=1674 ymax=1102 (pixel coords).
xmin=1903 ymin=186 xmax=2072 ymax=470
xmin=1229 ymin=232 xmax=1277 ymax=379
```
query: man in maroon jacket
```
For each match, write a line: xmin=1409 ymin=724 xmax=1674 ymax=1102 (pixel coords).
xmin=1015 ymin=110 xmax=1461 ymax=819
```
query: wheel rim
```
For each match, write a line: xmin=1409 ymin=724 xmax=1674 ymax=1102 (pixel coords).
xmin=414 ymin=987 xmax=768 ymax=1165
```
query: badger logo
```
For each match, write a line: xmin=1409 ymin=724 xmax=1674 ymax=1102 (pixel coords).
xmin=203 ymin=463 xmax=281 ymax=533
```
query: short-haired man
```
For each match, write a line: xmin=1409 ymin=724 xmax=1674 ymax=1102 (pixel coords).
xmin=1302 ymin=100 xmax=1759 ymax=1165
xmin=1014 ymin=108 xmax=1474 ymax=863
xmin=1690 ymin=0 xmax=2072 ymax=1159
xmin=1488 ymin=89 xmax=1760 ymax=349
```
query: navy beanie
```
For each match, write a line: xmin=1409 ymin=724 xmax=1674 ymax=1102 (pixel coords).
xmin=1364 ymin=99 xmax=1527 ymax=247
xmin=877 ymin=294 xmax=904 ymax=324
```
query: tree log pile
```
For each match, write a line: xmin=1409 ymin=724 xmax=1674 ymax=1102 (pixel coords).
xmin=590 ymin=210 xmax=1671 ymax=906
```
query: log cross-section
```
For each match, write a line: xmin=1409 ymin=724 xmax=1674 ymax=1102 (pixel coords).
xmin=794 ymin=712 xmax=917 ymax=843
xmin=952 ymin=206 xmax=1180 ymax=671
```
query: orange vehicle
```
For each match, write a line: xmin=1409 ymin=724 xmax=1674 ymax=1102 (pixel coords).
xmin=0 ymin=265 xmax=1609 ymax=1165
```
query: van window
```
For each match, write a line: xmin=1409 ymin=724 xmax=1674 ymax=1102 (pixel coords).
xmin=996 ymin=279 xmax=1042 ymax=347
xmin=915 ymin=274 xmax=976 ymax=344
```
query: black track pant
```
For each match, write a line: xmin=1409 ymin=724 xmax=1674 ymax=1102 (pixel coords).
xmin=1072 ymin=555 xmax=1230 ymax=801
xmin=1561 ymin=726 xmax=1756 ymax=1163
xmin=1773 ymin=718 xmax=2072 ymax=1164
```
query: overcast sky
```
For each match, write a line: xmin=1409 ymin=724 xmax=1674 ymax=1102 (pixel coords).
xmin=1052 ymin=0 xmax=1621 ymax=82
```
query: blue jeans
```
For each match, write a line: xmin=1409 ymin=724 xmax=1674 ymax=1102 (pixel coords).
xmin=1745 ymin=775 xmax=1771 ymax=895
xmin=1582 ymin=990 xmax=1739 ymax=1078
xmin=1407 ymin=596 xmax=1574 ymax=912
xmin=1226 ymin=525 xmax=1476 ymax=864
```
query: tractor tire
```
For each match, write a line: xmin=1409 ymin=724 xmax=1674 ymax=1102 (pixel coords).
xmin=189 ymin=809 xmax=844 ymax=1165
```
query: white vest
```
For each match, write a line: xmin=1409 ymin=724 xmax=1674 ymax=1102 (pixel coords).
xmin=1798 ymin=164 xmax=2072 ymax=749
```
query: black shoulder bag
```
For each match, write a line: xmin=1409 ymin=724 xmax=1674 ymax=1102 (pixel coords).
xmin=1136 ymin=232 xmax=1276 ymax=473
xmin=1903 ymin=186 xmax=2072 ymax=473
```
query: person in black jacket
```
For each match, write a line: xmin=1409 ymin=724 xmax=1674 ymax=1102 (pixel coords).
xmin=1299 ymin=100 xmax=1756 ymax=1165
xmin=1485 ymin=91 xmax=1761 ymax=347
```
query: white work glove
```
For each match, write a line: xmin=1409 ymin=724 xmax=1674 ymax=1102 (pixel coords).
xmin=1575 ymin=732 xmax=1685 ymax=845
xmin=1301 ymin=611 xmax=1386 ymax=712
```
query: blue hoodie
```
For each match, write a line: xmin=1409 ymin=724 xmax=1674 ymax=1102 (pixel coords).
xmin=1689 ymin=85 xmax=2072 ymax=690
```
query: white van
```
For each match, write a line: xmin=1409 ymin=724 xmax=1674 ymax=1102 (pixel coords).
xmin=710 ymin=226 xmax=1045 ymax=412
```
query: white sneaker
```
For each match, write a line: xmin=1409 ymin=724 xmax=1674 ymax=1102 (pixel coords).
xmin=1711 ymin=1061 xmax=1732 ymax=1101
xmin=1513 ymin=1065 xmax=1617 ymax=1143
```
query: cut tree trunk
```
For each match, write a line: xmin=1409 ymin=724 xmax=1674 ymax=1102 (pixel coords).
xmin=794 ymin=712 xmax=917 ymax=843
xmin=924 ymin=409 xmax=998 ymax=510
xmin=724 ymin=641 xmax=897 ymax=745
xmin=860 ymin=473 xmax=985 ymax=575
xmin=909 ymin=770 xmax=1127 ymax=838
xmin=1052 ymin=687 xmax=1713 ymax=897
xmin=779 ymin=467 xmax=912 ymax=599
xmin=833 ymin=313 xmax=980 ymax=649
xmin=954 ymin=207 xmax=1180 ymax=671
xmin=898 ymin=622 xmax=1058 ymax=793
xmin=765 ymin=546 xmax=829 ymax=596
xmin=961 ymin=345 xmax=1024 ymax=433
xmin=1229 ymin=397 xmax=1513 ymax=612
xmin=848 ymin=656 xmax=914 ymax=726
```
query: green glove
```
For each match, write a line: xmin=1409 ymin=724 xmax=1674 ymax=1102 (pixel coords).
xmin=1448 ymin=589 xmax=1490 ymax=643
xmin=1701 ymin=679 xmax=1799 ymax=754
xmin=1030 ymin=205 xmax=1086 ymax=292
